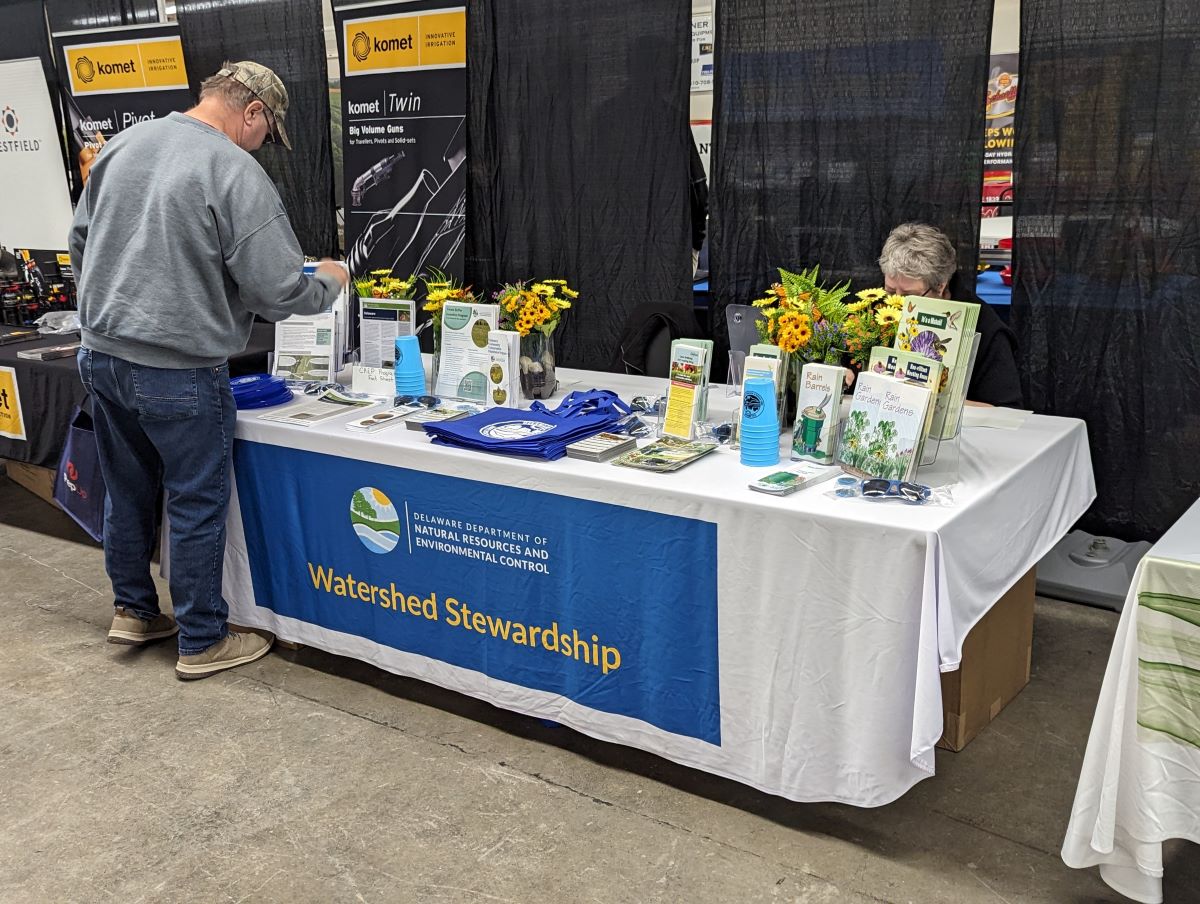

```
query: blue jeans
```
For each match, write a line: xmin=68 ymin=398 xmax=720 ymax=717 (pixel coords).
xmin=78 ymin=348 xmax=235 ymax=655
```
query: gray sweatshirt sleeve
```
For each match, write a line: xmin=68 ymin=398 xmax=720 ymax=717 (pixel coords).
xmin=68 ymin=182 xmax=90 ymax=275
xmin=224 ymin=212 xmax=340 ymax=321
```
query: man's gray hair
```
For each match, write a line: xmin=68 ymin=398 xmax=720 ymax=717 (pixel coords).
xmin=198 ymin=65 xmax=257 ymax=112
xmin=878 ymin=223 xmax=957 ymax=290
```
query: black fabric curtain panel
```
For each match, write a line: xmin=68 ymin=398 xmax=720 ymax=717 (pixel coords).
xmin=44 ymin=0 xmax=158 ymax=31
xmin=710 ymin=0 xmax=993 ymax=341
xmin=464 ymin=0 xmax=692 ymax=372
xmin=175 ymin=0 xmax=336 ymax=257
xmin=1013 ymin=0 xmax=1200 ymax=541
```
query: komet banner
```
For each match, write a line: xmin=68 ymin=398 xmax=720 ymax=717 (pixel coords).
xmin=52 ymin=23 xmax=192 ymax=191
xmin=333 ymin=0 xmax=467 ymax=283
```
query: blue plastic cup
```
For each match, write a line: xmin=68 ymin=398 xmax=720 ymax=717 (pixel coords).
xmin=393 ymin=335 xmax=425 ymax=393
xmin=741 ymin=377 xmax=778 ymax=428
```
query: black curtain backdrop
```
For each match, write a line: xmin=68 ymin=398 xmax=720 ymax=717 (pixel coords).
xmin=710 ymin=0 xmax=993 ymax=350
xmin=44 ymin=0 xmax=157 ymax=31
xmin=464 ymin=0 xmax=692 ymax=372
xmin=1013 ymin=1 xmax=1200 ymax=541
xmin=176 ymin=0 xmax=335 ymax=257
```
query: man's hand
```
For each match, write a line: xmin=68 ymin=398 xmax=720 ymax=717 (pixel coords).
xmin=316 ymin=259 xmax=349 ymax=288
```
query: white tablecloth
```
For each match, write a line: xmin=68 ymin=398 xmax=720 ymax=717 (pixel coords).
xmin=1062 ymin=496 xmax=1200 ymax=902
xmin=221 ymin=367 xmax=1094 ymax=806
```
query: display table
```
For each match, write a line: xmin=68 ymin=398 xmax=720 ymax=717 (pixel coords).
xmin=0 ymin=323 xmax=276 ymax=468
xmin=221 ymin=368 xmax=1094 ymax=806
xmin=1062 ymin=496 xmax=1200 ymax=902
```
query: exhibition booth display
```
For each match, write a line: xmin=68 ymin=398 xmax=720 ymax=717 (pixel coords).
xmin=193 ymin=266 xmax=1095 ymax=807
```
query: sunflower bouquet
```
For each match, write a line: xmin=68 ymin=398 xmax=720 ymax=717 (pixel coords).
xmin=421 ymin=268 xmax=479 ymax=337
xmin=751 ymin=266 xmax=851 ymax=364
xmin=494 ymin=279 xmax=578 ymax=338
xmin=353 ymin=269 xmax=417 ymax=300
xmin=841 ymin=287 xmax=905 ymax=368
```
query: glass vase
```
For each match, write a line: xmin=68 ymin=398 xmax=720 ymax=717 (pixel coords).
xmin=520 ymin=330 xmax=557 ymax=400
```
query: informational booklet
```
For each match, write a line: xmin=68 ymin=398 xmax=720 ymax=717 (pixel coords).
xmin=836 ymin=371 xmax=934 ymax=481
xmin=405 ymin=406 xmax=479 ymax=429
xmin=791 ymin=363 xmax=844 ymax=464
xmin=258 ymin=389 xmax=378 ymax=426
xmin=749 ymin=462 xmax=842 ymax=495
xmin=565 ymin=432 xmax=637 ymax=462
xmin=893 ymin=297 xmax=979 ymax=439
xmin=358 ymin=298 xmax=414 ymax=368
xmin=611 ymin=436 xmax=719 ymax=473
xmin=435 ymin=301 xmax=499 ymax=402
xmin=868 ymin=346 xmax=946 ymax=449
xmin=272 ymin=312 xmax=337 ymax=382
xmin=486 ymin=329 xmax=521 ymax=408
xmin=662 ymin=342 xmax=708 ymax=440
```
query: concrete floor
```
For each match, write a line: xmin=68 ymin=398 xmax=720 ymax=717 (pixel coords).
xmin=2 ymin=475 xmax=1197 ymax=904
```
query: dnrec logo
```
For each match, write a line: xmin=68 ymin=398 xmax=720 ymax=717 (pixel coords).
xmin=1 ymin=107 xmax=17 ymax=137
xmin=75 ymin=56 xmax=96 ymax=84
xmin=351 ymin=31 xmax=371 ymax=62
xmin=350 ymin=487 xmax=400 ymax=554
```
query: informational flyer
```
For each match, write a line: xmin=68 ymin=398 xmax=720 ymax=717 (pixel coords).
xmin=359 ymin=298 xmax=414 ymax=367
xmin=272 ymin=313 xmax=337 ymax=383
xmin=434 ymin=301 xmax=498 ymax=401
xmin=258 ymin=389 xmax=379 ymax=427
xmin=334 ymin=0 xmax=467 ymax=284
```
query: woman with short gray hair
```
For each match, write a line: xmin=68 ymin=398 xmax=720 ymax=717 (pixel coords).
xmin=876 ymin=223 xmax=1024 ymax=408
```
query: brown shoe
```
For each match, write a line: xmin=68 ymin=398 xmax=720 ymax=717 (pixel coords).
xmin=108 ymin=607 xmax=179 ymax=645
xmin=175 ymin=631 xmax=274 ymax=681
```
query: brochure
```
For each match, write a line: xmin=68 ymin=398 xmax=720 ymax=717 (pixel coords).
xmin=435 ymin=301 xmax=499 ymax=402
xmin=673 ymin=338 xmax=713 ymax=419
xmin=791 ymin=363 xmax=844 ymax=464
xmin=486 ymin=329 xmax=521 ymax=408
xmin=404 ymin=405 xmax=479 ymax=429
xmin=258 ymin=389 xmax=379 ymax=426
xmin=663 ymin=343 xmax=708 ymax=440
xmin=272 ymin=312 xmax=336 ymax=382
xmin=612 ymin=436 xmax=719 ymax=473
xmin=836 ymin=371 xmax=934 ymax=481
xmin=359 ymin=298 xmax=414 ymax=368
xmin=565 ymin=432 xmax=637 ymax=462
xmin=749 ymin=462 xmax=842 ymax=495
xmin=893 ymin=297 xmax=980 ymax=438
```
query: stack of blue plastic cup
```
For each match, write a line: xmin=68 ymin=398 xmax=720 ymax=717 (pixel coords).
xmin=393 ymin=335 xmax=426 ymax=395
xmin=740 ymin=376 xmax=781 ymax=466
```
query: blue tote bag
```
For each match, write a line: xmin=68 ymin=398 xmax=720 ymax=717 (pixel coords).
xmin=53 ymin=403 xmax=107 ymax=542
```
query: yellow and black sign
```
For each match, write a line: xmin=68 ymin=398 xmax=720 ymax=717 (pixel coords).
xmin=0 ymin=366 xmax=26 ymax=441
xmin=343 ymin=8 xmax=466 ymax=76
xmin=62 ymin=36 xmax=189 ymax=95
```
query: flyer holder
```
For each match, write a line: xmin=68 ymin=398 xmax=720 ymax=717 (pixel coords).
xmin=724 ymin=304 xmax=759 ymax=396
xmin=917 ymin=331 xmax=981 ymax=477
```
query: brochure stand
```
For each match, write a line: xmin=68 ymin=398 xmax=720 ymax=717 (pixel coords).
xmin=917 ymin=331 xmax=981 ymax=477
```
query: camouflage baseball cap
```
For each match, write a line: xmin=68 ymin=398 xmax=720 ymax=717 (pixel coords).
xmin=216 ymin=61 xmax=292 ymax=150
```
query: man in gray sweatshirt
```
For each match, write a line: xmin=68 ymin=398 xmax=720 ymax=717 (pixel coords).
xmin=68 ymin=61 xmax=348 ymax=680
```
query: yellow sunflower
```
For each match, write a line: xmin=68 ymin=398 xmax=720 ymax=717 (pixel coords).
xmin=875 ymin=307 xmax=901 ymax=327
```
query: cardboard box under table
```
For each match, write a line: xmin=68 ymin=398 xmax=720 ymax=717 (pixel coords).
xmin=939 ymin=567 xmax=1036 ymax=751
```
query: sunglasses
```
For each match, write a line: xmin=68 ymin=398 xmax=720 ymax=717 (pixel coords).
xmin=861 ymin=478 xmax=931 ymax=503
xmin=630 ymin=395 xmax=666 ymax=415
xmin=394 ymin=394 xmax=441 ymax=408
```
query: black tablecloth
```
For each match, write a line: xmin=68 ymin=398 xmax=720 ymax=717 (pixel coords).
xmin=0 ymin=323 xmax=276 ymax=468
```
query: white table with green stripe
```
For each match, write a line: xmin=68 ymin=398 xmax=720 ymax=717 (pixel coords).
xmin=1063 ymin=496 xmax=1200 ymax=903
